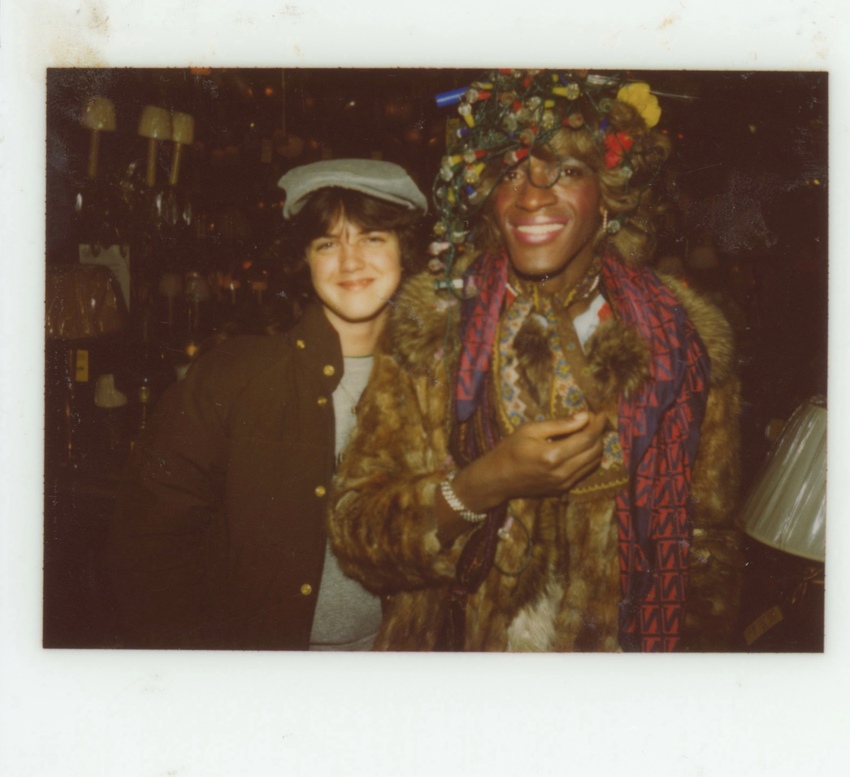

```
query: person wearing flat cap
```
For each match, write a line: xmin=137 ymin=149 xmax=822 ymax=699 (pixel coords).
xmin=107 ymin=159 xmax=428 ymax=650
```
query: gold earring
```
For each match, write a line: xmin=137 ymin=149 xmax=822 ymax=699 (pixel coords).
xmin=602 ymin=209 xmax=609 ymax=233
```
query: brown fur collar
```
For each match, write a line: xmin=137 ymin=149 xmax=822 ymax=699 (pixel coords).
xmin=659 ymin=274 xmax=737 ymax=386
xmin=387 ymin=265 xmax=736 ymax=398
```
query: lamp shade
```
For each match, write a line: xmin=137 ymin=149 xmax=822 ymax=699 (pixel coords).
xmin=138 ymin=105 xmax=172 ymax=140
xmin=82 ymin=97 xmax=117 ymax=131
xmin=171 ymin=111 xmax=195 ymax=145
xmin=739 ymin=396 xmax=826 ymax=562
xmin=94 ymin=374 xmax=128 ymax=408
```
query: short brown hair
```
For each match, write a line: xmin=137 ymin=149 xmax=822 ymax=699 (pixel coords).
xmin=281 ymin=187 xmax=426 ymax=309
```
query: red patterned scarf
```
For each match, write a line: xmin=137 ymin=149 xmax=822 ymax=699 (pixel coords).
xmin=445 ymin=250 xmax=710 ymax=652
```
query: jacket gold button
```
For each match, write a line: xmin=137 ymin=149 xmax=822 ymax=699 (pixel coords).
xmin=314 ymin=485 xmax=326 ymax=497
xmin=296 ymin=339 xmax=306 ymax=349
xmin=317 ymin=395 xmax=328 ymax=406
xmin=323 ymin=365 xmax=335 ymax=376
xmin=300 ymin=583 xmax=313 ymax=596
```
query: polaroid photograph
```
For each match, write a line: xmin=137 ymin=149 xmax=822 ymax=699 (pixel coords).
xmin=2 ymin=2 xmax=848 ymax=775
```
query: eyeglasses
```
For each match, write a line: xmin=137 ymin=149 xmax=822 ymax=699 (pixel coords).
xmin=498 ymin=146 xmax=591 ymax=190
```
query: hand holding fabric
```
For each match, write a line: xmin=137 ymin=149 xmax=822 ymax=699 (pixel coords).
xmin=451 ymin=411 xmax=608 ymax=513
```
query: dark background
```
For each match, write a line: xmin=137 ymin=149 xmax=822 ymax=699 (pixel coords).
xmin=46 ymin=67 xmax=828 ymax=416
xmin=44 ymin=68 xmax=828 ymax=650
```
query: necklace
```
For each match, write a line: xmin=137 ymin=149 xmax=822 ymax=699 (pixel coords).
xmin=558 ymin=255 xmax=603 ymax=309
xmin=511 ymin=255 xmax=603 ymax=313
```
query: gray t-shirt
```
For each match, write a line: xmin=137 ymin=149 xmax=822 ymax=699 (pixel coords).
xmin=309 ymin=355 xmax=383 ymax=651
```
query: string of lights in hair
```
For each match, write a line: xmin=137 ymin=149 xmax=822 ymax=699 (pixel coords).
xmin=430 ymin=69 xmax=664 ymax=296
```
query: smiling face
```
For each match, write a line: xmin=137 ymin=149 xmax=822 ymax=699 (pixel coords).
xmin=491 ymin=149 xmax=602 ymax=295
xmin=306 ymin=213 xmax=403 ymax=340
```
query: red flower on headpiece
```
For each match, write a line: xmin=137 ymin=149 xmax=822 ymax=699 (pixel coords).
xmin=604 ymin=132 xmax=634 ymax=168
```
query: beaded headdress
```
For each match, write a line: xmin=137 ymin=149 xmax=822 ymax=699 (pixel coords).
xmin=430 ymin=69 xmax=666 ymax=288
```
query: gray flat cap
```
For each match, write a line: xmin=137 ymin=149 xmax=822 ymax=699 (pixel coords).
xmin=278 ymin=159 xmax=428 ymax=219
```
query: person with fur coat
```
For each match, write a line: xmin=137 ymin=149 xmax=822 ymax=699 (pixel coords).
xmin=329 ymin=70 xmax=745 ymax=652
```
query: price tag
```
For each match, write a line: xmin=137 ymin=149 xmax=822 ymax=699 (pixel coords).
xmin=744 ymin=605 xmax=784 ymax=646
xmin=74 ymin=349 xmax=89 ymax=382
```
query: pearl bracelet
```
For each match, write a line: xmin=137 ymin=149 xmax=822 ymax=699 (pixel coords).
xmin=439 ymin=473 xmax=487 ymax=524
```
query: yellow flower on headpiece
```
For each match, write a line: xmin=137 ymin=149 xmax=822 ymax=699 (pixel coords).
xmin=616 ymin=82 xmax=661 ymax=128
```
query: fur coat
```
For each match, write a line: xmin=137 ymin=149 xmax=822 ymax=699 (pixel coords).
xmin=329 ymin=260 xmax=744 ymax=652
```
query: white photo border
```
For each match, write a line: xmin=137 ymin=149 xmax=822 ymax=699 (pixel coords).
xmin=2 ymin=1 xmax=848 ymax=775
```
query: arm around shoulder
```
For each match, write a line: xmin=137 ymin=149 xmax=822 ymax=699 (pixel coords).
xmin=329 ymin=350 xmax=465 ymax=594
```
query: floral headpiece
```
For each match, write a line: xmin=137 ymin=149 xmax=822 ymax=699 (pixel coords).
xmin=429 ymin=69 xmax=663 ymax=288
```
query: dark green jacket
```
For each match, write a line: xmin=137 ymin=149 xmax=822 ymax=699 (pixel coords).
xmin=107 ymin=305 xmax=343 ymax=649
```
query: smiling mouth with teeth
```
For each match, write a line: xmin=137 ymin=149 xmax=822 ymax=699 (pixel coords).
xmin=516 ymin=223 xmax=565 ymax=235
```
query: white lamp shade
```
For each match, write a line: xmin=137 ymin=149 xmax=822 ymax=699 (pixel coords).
xmin=94 ymin=374 xmax=128 ymax=409
xmin=171 ymin=111 xmax=195 ymax=145
xmin=740 ymin=397 xmax=826 ymax=562
xmin=82 ymin=97 xmax=117 ymax=131
xmin=138 ymin=105 xmax=172 ymax=140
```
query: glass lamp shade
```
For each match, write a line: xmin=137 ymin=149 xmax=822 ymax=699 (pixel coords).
xmin=739 ymin=396 xmax=826 ymax=563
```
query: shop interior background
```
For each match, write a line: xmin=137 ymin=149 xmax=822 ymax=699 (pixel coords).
xmin=44 ymin=68 xmax=827 ymax=651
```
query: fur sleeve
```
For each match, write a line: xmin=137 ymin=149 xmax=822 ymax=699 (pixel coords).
xmin=328 ymin=348 xmax=465 ymax=594
xmin=667 ymin=279 xmax=746 ymax=651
